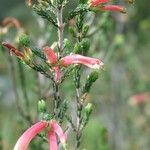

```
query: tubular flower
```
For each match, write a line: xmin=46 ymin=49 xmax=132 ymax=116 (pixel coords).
xmin=2 ymin=42 xmax=25 ymax=59
xmin=50 ymin=120 xmax=67 ymax=145
xmin=13 ymin=120 xmax=67 ymax=150
xmin=14 ymin=121 xmax=47 ymax=150
xmin=44 ymin=47 xmax=104 ymax=82
xmin=2 ymin=17 xmax=21 ymax=29
xmin=43 ymin=46 xmax=58 ymax=65
xmin=53 ymin=66 xmax=61 ymax=82
xmin=48 ymin=130 xmax=58 ymax=150
xmin=61 ymin=54 xmax=104 ymax=69
xmin=101 ymin=5 xmax=127 ymax=13
xmin=2 ymin=42 xmax=32 ymax=61
xmin=89 ymin=0 xmax=109 ymax=7
xmin=128 ymin=93 xmax=149 ymax=106
xmin=43 ymin=46 xmax=61 ymax=82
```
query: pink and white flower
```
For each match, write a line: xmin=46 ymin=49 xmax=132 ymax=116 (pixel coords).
xmin=60 ymin=54 xmax=104 ymax=69
xmin=14 ymin=121 xmax=47 ymax=150
xmin=48 ymin=130 xmax=58 ymax=150
xmin=89 ymin=0 xmax=109 ymax=7
xmin=13 ymin=120 xmax=67 ymax=150
xmin=101 ymin=5 xmax=126 ymax=13
xmin=50 ymin=120 xmax=67 ymax=145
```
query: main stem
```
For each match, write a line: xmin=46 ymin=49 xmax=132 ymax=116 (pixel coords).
xmin=57 ymin=6 xmax=64 ymax=53
xmin=53 ymin=5 xmax=64 ymax=118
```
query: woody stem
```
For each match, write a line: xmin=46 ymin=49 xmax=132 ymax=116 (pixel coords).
xmin=57 ymin=6 xmax=64 ymax=53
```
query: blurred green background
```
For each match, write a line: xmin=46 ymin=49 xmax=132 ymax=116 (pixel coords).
xmin=0 ymin=0 xmax=150 ymax=150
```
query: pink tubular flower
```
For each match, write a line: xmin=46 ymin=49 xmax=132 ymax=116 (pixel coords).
xmin=2 ymin=42 xmax=25 ymax=59
xmin=14 ymin=121 xmax=47 ymax=150
xmin=89 ymin=0 xmax=109 ymax=7
xmin=48 ymin=130 xmax=58 ymax=150
xmin=53 ymin=66 xmax=61 ymax=82
xmin=43 ymin=47 xmax=58 ymax=65
xmin=128 ymin=93 xmax=149 ymax=106
xmin=43 ymin=47 xmax=61 ymax=82
xmin=61 ymin=54 xmax=104 ymax=69
xmin=50 ymin=120 xmax=67 ymax=145
xmin=2 ymin=17 xmax=21 ymax=29
xmin=101 ymin=5 xmax=127 ymax=13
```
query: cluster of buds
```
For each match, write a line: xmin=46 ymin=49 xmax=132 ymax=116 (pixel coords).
xmin=89 ymin=0 xmax=130 ymax=13
xmin=14 ymin=120 xmax=67 ymax=150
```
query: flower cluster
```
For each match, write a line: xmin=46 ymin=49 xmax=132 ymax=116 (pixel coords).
xmin=2 ymin=43 xmax=104 ymax=82
xmin=14 ymin=120 xmax=67 ymax=150
xmin=89 ymin=0 xmax=127 ymax=13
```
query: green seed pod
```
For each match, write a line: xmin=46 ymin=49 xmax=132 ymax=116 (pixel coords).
xmin=19 ymin=34 xmax=30 ymax=47
xmin=38 ymin=100 xmax=46 ymax=113
xmin=74 ymin=43 xmax=82 ymax=54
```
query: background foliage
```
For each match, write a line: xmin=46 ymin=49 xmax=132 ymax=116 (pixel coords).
xmin=0 ymin=0 xmax=150 ymax=149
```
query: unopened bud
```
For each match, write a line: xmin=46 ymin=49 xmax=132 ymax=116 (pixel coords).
xmin=81 ymin=38 xmax=90 ymax=52
xmin=82 ymin=25 xmax=89 ymax=36
xmin=85 ymin=103 xmax=93 ymax=115
xmin=19 ymin=34 xmax=30 ymax=47
xmin=38 ymin=100 xmax=46 ymax=113
xmin=69 ymin=27 xmax=76 ymax=37
xmin=74 ymin=43 xmax=82 ymax=54
xmin=82 ymin=71 xmax=99 ymax=93
xmin=88 ymin=71 xmax=99 ymax=82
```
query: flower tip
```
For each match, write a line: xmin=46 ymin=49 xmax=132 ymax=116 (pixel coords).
xmin=119 ymin=8 xmax=127 ymax=14
xmin=43 ymin=46 xmax=57 ymax=64
xmin=28 ymin=0 xmax=32 ymax=7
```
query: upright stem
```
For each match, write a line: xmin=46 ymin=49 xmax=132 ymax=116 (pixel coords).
xmin=74 ymin=66 xmax=82 ymax=150
xmin=53 ymin=5 xmax=64 ymax=119
xmin=57 ymin=7 xmax=64 ymax=53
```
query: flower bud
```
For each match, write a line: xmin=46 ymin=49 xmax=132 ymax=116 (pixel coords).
xmin=82 ymin=25 xmax=89 ymax=37
xmin=64 ymin=39 xmax=72 ymax=53
xmin=19 ymin=34 xmax=30 ymax=47
xmin=69 ymin=27 xmax=76 ymax=37
xmin=82 ymin=71 xmax=99 ymax=93
xmin=38 ymin=100 xmax=46 ymax=113
xmin=81 ymin=38 xmax=90 ymax=52
xmin=85 ymin=103 xmax=93 ymax=115
xmin=74 ymin=43 xmax=82 ymax=54
xmin=88 ymin=70 xmax=99 ymax=82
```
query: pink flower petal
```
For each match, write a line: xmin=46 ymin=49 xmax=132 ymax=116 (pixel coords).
xmin=61 ymin=54 xmax=104 ymax=69
xmin=90 ymin=0 xmax=109 ymax=7
xmin=53 ymin=66 xmax=61 ymax=82
xmin=14 ymin=121 xmax=47 ymax=150
xmin=101 ymin=5 xmax=126 ymax=13
xmin=2 ymin=17 xmax=21 ymax=29
xmin=48 ymin=130 xmax=58 ymax=150
xmin=43 ymin=47 xmax=58 ymax=65
xmin=50 ymin=120 xmax=67 ymax=145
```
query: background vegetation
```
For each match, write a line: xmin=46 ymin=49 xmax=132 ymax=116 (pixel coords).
xmin=0 ymin=0 xmax=150 ymax=149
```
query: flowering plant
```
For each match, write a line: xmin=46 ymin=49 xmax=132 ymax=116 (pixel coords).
xmin=1 ymin=0 xmax=133 ymax=149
